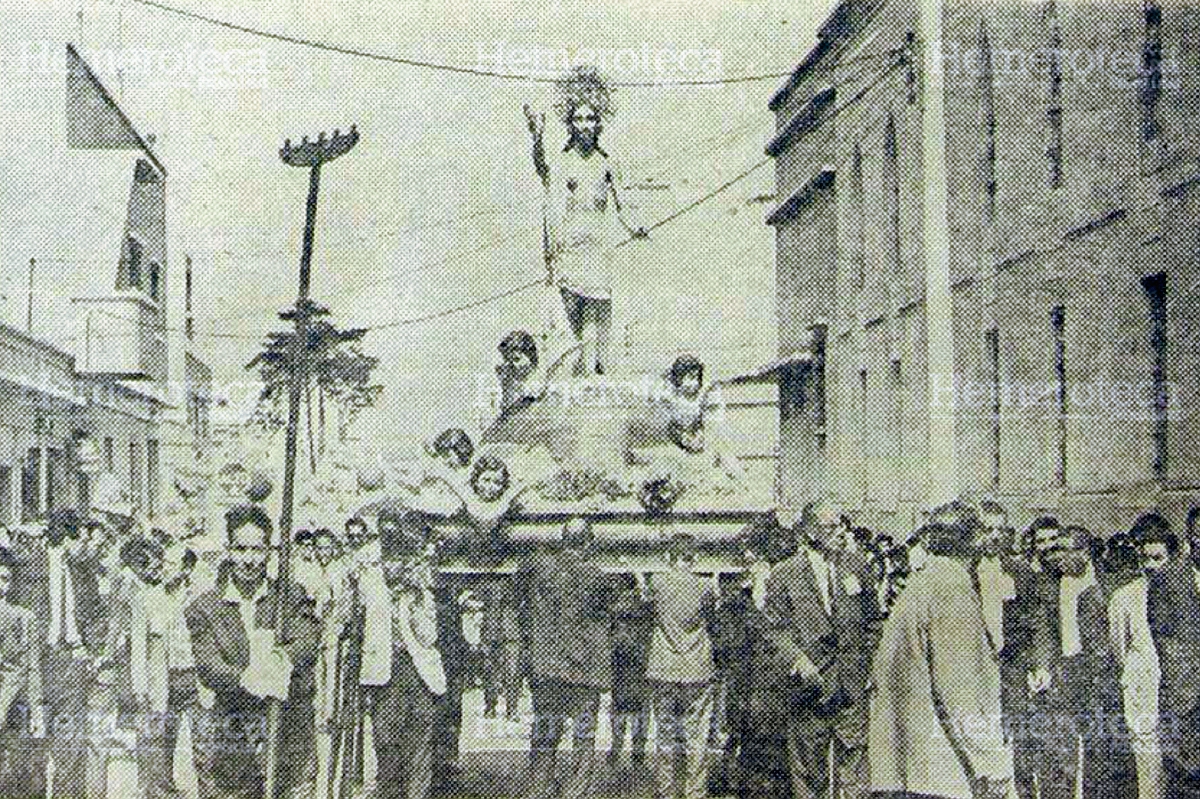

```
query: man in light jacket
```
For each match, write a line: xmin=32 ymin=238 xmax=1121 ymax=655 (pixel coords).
xmin=645 ymin=533 xmax=717 ymax=799
xmin=359 ymin=511 xmax=445 ymax=799
xmin=868 ymin=518 xmax=1011 ymax=799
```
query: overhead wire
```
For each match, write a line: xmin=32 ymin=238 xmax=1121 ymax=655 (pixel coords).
xmin=129 ymin=0 xmax=799 ymax=87
xmin=57 ymin=30 xmax=909 ymax=347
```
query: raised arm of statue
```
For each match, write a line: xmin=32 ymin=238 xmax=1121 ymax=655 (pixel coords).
xmin=524 ymin=104 xmax=549 ymax=187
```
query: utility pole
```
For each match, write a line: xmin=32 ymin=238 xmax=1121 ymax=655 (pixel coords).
xmin=266 ymin=125 xmax=358 ymax=799
xmin=27 ymin=258 xmax=35 ymax=333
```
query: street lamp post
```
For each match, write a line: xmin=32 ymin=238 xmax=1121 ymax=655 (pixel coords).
xmin=267 ymin=125 xmax=358 ymax=799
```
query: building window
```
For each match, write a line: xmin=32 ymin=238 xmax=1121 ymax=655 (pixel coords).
xmin=852 ymin=145 xmax=865 ymax=290
xmin=980 ymin=24 xmax=997 ymax=219
xmin=1142 ymin=272 xmax=1168 ymax=479
xmin=1141 ymin=1 xmax=1164 ymax=142
xmin=147 ymin=439 xmax=159 ymax=519
xmin=1051 ymin=306 xmax=1067 ymax=486
xmin=45 ymin=448 xmax=60 ymax=512
xmin=21 ymin=448 xmax=40 ymax=522
xmin=883 ymin=116 xmax=901 ymax=277
xmin=779 ymin=326 xmax=827 ymax=445
xmin=104 ymin=437 xmax=114 ymax=472
xmin=125 ymin=237 xmax=143 ymax=288
xmin=129 ymin=441 xmax=142 ymax=511
xmin=1045 ymin=1 xmax=1064 ymax=189
xmin=149 ymin=263 xmax=161 ymax=302
xmin=985 ymin=328 xmax=1002 ymax=488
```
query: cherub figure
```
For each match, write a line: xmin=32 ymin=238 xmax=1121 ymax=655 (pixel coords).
xmin=421 ymin=453 xmax=537 ymax=540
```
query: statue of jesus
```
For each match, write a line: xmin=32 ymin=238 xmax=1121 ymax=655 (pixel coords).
xmin=525 ymin=65 xmax=646 ymax=377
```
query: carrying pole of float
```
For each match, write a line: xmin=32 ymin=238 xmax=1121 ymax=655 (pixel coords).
xmin=267 ymin=124 xmax=359 ymax=799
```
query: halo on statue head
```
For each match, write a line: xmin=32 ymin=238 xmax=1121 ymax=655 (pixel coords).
xmin=553 ymin=64 xmax=617 ymax=124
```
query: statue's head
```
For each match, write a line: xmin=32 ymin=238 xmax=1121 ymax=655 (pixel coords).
xmin=554 ymin=65 xmax=615 ymax=152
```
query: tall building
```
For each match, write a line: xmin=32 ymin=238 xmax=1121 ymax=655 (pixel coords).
xmin=769 ymin=0 xmax=1200 ymax=532
xmin=0 ymin=44 xmax=210 ymax=525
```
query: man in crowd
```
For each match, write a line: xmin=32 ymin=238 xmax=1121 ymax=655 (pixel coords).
xmin=0 ymin=545 xmax=43 ymax=796
xmin=107 ymin=534 xmax=198 ymax=799
xmin=1141 ymin=518 xmax=1178 ymax=577
xmin=868 ymin=514 xmax=1011 ymax=799
xmin=160 ymin=543 xmax=200 ymax=798
xmin=293 ymin=527 xmax=353 ymax=797
xmin=1000 ymin=514 xmax=1061 ymax=799
xmin=186 ymin=504 xmax=320 ymax=799
xmin=360 ymin=511 xmax=446 ymax=799
xmin=761 ymin=501 xmax=874 ymax=799
xmin=1148 ymin=505 xmax=1200 ymax=797
xmin=971 ymin=501 xmax=1020 ymax=658
xmin=521 ymin=516 xmax=614 ymax=799
xmin=607 ymin=561 xmax=653 ymax=774
xmin=1026 ymin=522 xmax=1119 ymax=799
xmin=338 ymin=513 xmax=389 ymax=798
xmin=17 ymin=509 xmax=109 ymax=799
xmin=645 ymin=533 xmax=716 ymax=799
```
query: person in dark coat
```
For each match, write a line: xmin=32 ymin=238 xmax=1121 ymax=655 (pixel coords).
xmin=185 ymin=504 xmax=320 ymax=799
xmin=760 ymin=501 xmax=876 ymax=799
xmin=430 ymin=569 xmax=473 ymax=794
xmin=14 ymin=509 xmax=109 ymax=799
xmin=607 ymin=567 xmax=652 ymax=771
xmin=519 ymin=516 xmax=615 ymax=799
xmin=1148 ymin=505 xmax=1200 ymax=798
xmin=362 ymin=513 xmax=446 ymax=799
xmin=1037 ymin=524 xmax=1135 ymax=799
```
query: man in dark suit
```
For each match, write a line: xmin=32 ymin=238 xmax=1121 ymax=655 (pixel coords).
xmin=185 ymin=504 xmax=320 ymax=799
xmin=761 ymin=501 xmax=876 ymax=799
xmin=519 ymin=516 xmax=615 ymax=799
xmin=13 ymin=509 xmax=109 ymax=799
xmin=1029 ymin=524 xmax=1132 ymax=799
xmin=1149 ymin=505 xmax=1200 ymax=798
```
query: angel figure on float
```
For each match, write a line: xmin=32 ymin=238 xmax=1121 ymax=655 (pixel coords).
xmin=624 ymin=354 xmax=747 ymax=491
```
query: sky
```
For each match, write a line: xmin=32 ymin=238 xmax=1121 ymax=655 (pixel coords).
xmin=1 ymin=0 xmax=835 ymax=454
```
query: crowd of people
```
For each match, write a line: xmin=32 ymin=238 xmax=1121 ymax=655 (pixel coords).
xmin=0 ymin=493 xmax=1197 ymax=799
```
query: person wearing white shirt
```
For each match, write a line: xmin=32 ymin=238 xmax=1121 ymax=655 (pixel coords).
xmin=109 ymin=536 xmax=174 ymax=799
xmin=293 ymin=528 xmax=351 ymax=799
xmin=1038 ymin=525 xmax=1131 ymax=799
xmin=360 ymin=513 xmax=445 ymax=799
xmin=1107 ymin=523 xmax=1165 ymax=799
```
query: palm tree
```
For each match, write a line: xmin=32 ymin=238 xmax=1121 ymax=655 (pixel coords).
xmin=246 ymin=300 xmax=382 ymax=473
